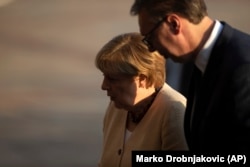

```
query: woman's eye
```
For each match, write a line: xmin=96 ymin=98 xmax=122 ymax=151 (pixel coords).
xmin=110 ymin=77 xmax=121 ymax=82
xmin=104 ymin=75 xmax=118 ymax=82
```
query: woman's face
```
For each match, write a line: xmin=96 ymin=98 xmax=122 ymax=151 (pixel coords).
xmin=101 ymin=73 xmax=142 ymax=110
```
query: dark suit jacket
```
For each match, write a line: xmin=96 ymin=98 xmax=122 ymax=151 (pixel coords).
xmin=184 ymin=22 xmax=250 ymax=151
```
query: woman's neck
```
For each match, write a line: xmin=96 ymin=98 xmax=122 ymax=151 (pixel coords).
xmin=128 ymin=86 xmax=161 ymax=123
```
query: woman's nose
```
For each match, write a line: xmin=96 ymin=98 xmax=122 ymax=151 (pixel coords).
xmin=101 ymin=77 xmax=110 ymax=90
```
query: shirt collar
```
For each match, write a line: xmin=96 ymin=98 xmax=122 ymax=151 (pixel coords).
xmin=195 ymin=20 xmax=223 ymax=74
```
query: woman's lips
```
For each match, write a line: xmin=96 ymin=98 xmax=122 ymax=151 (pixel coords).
xmin=107 ymin=93 xmax=115 ymax=101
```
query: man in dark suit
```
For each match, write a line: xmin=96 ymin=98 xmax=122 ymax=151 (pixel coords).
xmin=130 ymin=0 xmax=250 ymax=151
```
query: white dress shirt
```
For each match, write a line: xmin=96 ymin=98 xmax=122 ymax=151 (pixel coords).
xmin=195 ymin=20 xmax=224 ymax=74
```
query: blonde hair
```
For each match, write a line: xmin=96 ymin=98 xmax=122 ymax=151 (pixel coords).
xmin=95 ymin=32 xmax=166 ymax=89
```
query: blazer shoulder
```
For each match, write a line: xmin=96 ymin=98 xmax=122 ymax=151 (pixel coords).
xmin=213 ymin=22 xmax=250 ymax=69
xmin=153 ymin=83 xmax=186 ymax=115
xmin=158 ymin=83 xmax=186 ymax=105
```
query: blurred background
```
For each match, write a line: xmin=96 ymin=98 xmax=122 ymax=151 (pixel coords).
xmin=0 ymin=0 xmax=249 ymax=167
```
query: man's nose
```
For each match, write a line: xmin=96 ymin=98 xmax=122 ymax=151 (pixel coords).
xmin=148 ymin=45 xmax=157 ymax=52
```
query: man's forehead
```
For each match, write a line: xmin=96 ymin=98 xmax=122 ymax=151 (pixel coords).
xmin=138 ymin=10 xmax=154 ymax=35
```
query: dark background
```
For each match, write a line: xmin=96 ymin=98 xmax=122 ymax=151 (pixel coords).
xmin=0 ymin=0 xmax=249 ymax=166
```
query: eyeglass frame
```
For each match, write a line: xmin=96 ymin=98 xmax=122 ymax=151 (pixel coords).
xmin=142 ymin=16 xmax=167 ymax=49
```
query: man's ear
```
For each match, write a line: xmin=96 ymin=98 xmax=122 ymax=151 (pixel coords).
xmin=167 ymin=14 xmax=180 ymax=34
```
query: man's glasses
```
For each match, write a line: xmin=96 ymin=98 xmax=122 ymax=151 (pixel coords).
xmin=142 ymin=16 xmax=166 ymax=49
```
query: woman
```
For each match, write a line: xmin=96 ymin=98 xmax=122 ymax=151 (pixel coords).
xmin=96 ymin=32 xmax=188 ymax=167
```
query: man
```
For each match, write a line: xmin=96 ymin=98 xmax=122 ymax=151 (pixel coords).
xmin=130 ymin=0 xmax=250 ymax=151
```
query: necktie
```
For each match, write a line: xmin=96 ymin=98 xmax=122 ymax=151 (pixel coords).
xmin=190 ymin=66 xmax=202 ymax=129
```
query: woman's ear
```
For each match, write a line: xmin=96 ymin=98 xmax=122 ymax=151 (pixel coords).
xmin=138 ymin=74 xmax=147 ymax=88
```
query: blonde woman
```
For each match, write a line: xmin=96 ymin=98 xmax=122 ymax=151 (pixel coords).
xmin=96 ymin=32 xmax=188 ymax=167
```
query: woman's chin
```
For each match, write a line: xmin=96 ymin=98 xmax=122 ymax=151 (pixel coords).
xmin=113 ymin=101 xmax=129 ymax=110
xmin=114 ymin=102 xmax=123 ymax=109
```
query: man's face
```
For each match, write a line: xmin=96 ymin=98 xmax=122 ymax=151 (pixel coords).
xmin=139 ymin=10 xmax=163 ymax=52
xmin=138 ymin=9 xmax=188 ymax=62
